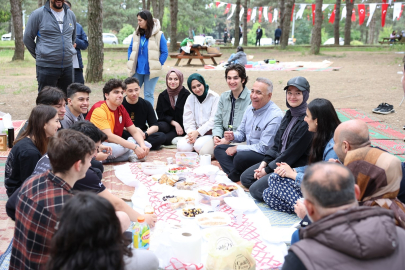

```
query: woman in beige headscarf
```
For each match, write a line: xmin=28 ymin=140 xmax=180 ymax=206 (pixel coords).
xmin=156 ymin=69 xmax=190 ymax=146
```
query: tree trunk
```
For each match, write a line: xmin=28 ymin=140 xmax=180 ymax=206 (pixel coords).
xmin=37 ymin=0 xmax=45 ymax=8
xmin=368 ymin=14 xmax=375 ymax=44
xmin=279 ymin=0 xmax=285 ymax=42
xmin=10 ymin=0 xmax=24 ymax=61
xmin=344 ymin=0 xmax=354 ymax=45
xmin=310 ymin=0 xmax=323 ymax=54
xmin=151 ymin=0 xmax=164 ymax=24
xmin=142 ymin=0 xmax=146 ymax=10
xmin=234 ymin=0 xmax=241 ymax=48
xmin=169 ymin=0 xmax=178 ymax=52
xmin=334 ymin=0 xmax=341 ymax=45
xmin=86 ymin=0 xmax=104 ymax=83
xmin=280 ymin=0 xmax=294 ymax=49
xmin=147 ymin=0 xmax=150 ymax=10
xmin=243 ymin=0 xmax=247 ymax=46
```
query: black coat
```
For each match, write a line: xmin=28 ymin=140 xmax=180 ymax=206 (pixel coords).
xmin=156 ymin=86 xmax=190 ymax=131
xmin=256 ymin=29 xmax=263 ymax=39
xmin=263 ymin=110 xmax=313 ymax=173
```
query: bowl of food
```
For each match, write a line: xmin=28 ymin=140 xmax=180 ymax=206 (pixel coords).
xmin=181 ymin=207 xmax=204 ymax=218
xmin=197 ymin=183 xmax=238 ymax=205
xmin=167 ymin=165 xmax=192 ymax=176
xmin=175 ymin=152 xmax=199 ymax=166
xmin=141 ymin=162 xmax=168 ymax=175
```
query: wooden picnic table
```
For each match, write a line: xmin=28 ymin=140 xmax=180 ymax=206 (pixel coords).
xmin=380 ymin=36 xmax=403 ymax=44
xmin=170 ymin=46 xmax=222 ymax=66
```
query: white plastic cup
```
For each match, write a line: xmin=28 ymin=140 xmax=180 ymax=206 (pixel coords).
xmin=211 ymin=200 xmax=220 ymax=211
xmin=167 ymin=157 xmax=173 ymax=164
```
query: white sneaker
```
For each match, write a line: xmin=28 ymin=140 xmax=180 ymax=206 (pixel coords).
xmin=128 ymin=154 xmax=146 ymax=162
xmin=171 ymin=136 xmax=183 ymax=145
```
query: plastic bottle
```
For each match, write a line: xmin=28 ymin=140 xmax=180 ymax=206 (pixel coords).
xmin=0 ymin=118 xmax=4 ymax=134
xmin=131 ymin=216 xmax=150 ymax=250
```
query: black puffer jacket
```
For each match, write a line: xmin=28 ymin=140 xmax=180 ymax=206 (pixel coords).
xmin=263 ymin=110 xmax=313 ymax=173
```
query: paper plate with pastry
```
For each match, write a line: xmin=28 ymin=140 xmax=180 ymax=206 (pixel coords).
xmin=196 ymin=212 xmax=232 ymax=228
xmin=141 ymin=162 xmax=168 ymax=175
xmin=147 ymin=174 xmax=163 ymax=182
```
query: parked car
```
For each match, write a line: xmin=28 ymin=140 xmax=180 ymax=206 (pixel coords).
xmin=102 ymin=33 xmax=118 ymax=45
xmin=324 ymin=37 xmax=344 ymax=45
xmin=260 ymin=38 xmax=273 ymax=46
xmin=1 ymin=33 xmax=11 ymax=41
xmin=288 ymin=38 xmax=295 ymax=45
xmin=122 ymin=34 xmax=132 ymax=45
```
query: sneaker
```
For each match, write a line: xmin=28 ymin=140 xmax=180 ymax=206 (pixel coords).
xmin=372 ymin=103 xmax=385 ymax=113
xmin=378 ymin=103 xmax=395 ymax=114
xmin=128 ymin=154 xmax=146 ymax=162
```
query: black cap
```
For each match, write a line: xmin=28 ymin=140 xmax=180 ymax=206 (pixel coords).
xmin=283 ymin=76 xmax=310 ymax=92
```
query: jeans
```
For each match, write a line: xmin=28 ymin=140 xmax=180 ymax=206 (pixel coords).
xmin=157 ymin=121 xmax=184 ymax=145
xmin=133 ymin=73 xmax=159 ymax=106
xmin=36 ymin=65 xmax=73 ymax=95
xmin=214 ymin=145 xmax=265 ymax=182
xmin=74 ymin=68 xmax=85 ymax=84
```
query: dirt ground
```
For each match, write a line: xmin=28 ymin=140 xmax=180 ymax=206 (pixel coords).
xmin=1 ymin=47 xmax=405 ymax=131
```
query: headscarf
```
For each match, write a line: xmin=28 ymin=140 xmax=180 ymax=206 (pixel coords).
xmin=166 ymin=68 xmax=184 ymax=109
xmin=187 ymin=73 xmax=209 ymax=103
xmin=345 ymin=147 xmax=405 ymax=229
xmin=280 ymin=88 xmax=310 ymax=152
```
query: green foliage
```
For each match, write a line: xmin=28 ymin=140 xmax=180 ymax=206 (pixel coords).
xmin=351 ymin=29 xmax=361 ymax=41
xmin=380 ymin=26 xmax=394 ymax=39
xmin=117 ymin=24 xmax=135 ymax=43
xmin=321 ymin=28 xmax=329 ymax=44
xmin=350 ymin=40 xmax=363 ymax=45
xmin=294 ymin=10 xmax=312 ymax=45
xmin=0 ymin=10 xmax=11 ymax=23
xmin=247 ymin=22 xmax=266 ymax=45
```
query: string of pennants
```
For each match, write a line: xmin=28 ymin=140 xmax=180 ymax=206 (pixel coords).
xmin=206 ymin=1 xmax=404 ymax=27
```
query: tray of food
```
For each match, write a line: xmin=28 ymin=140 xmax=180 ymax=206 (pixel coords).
xmin=175 ymin=152 xmax=199 ymax=166
xmin=181 ymin=207 xmax=204 ymax=218
xmin=196 ymin=212 xmax=232 ymax=228
xmin=198 ymin=183 xmax=239 ymax=205
xmin=167 ymin=165 xmax=192 ymax=176
xmin=141 ymin=162 xmax=168 ymax=175
xmin=153 ymin=174 xmax=181 ymax=187
xmin=165 ymin=196 xmax=196 ymax=210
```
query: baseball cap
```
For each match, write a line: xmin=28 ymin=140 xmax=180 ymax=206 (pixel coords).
xmin=283 ymin=76 xmax=310 ymax=92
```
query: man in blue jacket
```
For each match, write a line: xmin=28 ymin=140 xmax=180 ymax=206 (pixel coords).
xmin=24 ymin=0 xmax=76 ymax=95
xmin=65 ymin=1 xmax=88 ymax=84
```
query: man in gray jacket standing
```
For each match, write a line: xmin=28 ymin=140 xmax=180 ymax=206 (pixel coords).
xmin=24 ymin=0 xmax=76 ymax=95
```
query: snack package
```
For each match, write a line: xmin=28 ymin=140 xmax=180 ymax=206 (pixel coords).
xmin=206 ymin=227 xmax=256 ymax=270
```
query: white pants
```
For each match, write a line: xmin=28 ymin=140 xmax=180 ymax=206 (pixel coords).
xmin=177 ymin=135 xmax=213 ymax=153
xmin=103 ymin=137 xmax=151 ymax=163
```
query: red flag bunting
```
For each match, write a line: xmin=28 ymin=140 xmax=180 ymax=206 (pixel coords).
xmin=291 ymin=4 xmax=295 ymax=21
xmin=215 ymin=2 xmax=220 ymax=7
xmin=268 ymin=12 xmax=273 ymax=23
xmin=312 ymin=4 xmax=316 ymax=26
xmin=358 ymin=4 xmax=365 ymax=25
xmin=381 ymin=3 xmax=388 ymax=27
xmin=247 ymin=8 xmax=252 ymax=21
xmin=382 ymin=0 xmax=387 ymax=3
xmin=329 ymin=4 xmax=336 ymax=24
xmin=258 ymin=7 xmax=263 ymax=22
xmin=351 ymin=9 xmax=356 ymax=22
xmin=224 ymin=3 xmax=231 ymax=14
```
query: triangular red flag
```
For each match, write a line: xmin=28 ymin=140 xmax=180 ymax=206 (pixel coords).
xmin=351 ymin=9 xmax=356 ymax=22
xmin=224 ymin=3 xmax=231 ymax=14
xmin=291 ymin=4 xmax=295 ymax=21
xmin=329 ymin=4 xmax=336 ymax=24
xmin=258 ymin=7 xmax=263 ymax=22
xmin=247 ymin=8 xmax=252 ymax=21
xmin=269 ymin=12 xmax=273 ymax=23
xmin=381 ymin=3 xmax=388 ymax=27
xmin=215 ymin=2 xmax=220 ymax=8
xmin=358 ymin=4 xmax=365 ymax=25
xmin=312 ymin=4 xmax=316 ymax=26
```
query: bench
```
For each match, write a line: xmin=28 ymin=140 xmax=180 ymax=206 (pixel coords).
xmin=169 ymin=46 xmax=222 ymax=66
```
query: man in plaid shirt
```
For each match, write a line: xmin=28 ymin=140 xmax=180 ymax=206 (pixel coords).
xmin=10 ymin=129 xmax=95 ymax=270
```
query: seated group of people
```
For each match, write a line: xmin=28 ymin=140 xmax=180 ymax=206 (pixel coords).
xmin=4 ymin=62 xmax=405 ymax=269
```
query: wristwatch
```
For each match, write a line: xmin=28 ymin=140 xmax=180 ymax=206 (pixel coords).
xmin=144 ymin=131 xmax=149 ymax=139
xmin=134 ymin=145 xmax=138 ymax=152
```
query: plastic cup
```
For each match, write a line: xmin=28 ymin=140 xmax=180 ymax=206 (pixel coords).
xmin=167 ymin=157 xmax=173 ymax=164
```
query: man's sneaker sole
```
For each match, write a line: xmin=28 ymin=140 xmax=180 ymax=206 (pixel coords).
xmin=378 ymin=109 xmax=395 ymax=115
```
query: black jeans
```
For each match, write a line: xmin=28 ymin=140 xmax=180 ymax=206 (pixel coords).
xmin=241 ymin=162 xmax=274 ymax=202
xmin=157 ymin=121 xmax=184 ymax=145
xmin=36 ymin=65 xmax=73 ymax=95
xmin=122 ymin=130 xmax=166 ymax=150
xmin=74 ymin=68 xmax=85 ymax=84
xmin=214 ymin=145 xmax=265 ymax=182
xmin=256 ymin=37 xmax=261 ymax=46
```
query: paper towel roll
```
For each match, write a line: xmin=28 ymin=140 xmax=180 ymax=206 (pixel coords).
xmin=200 ymin=154 xmax=211 ymax=167
xmin=169 ymin=229 xmax=202 ymax=264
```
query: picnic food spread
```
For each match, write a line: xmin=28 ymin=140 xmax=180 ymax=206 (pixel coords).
xmin=182 ymin=208 xmax=204 ymax=217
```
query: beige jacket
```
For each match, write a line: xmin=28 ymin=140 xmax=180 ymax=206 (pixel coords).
xmin=126 ymin=18 xmax=163 ymax=78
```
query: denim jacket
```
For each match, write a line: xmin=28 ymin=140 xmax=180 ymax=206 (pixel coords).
xmin=295 ymin=138 xmax=338 ymax=184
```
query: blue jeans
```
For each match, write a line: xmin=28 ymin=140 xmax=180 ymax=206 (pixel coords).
xmin=133 ymin=73 xmax=159 ymax=106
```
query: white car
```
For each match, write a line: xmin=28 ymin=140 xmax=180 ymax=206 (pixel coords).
xmin=1 ymin=33 xmax=11 ymax=41
xmin=260 ymin=38 xmax=273 ymax=45
xmin=288 ymin=38 xmax=295 ymax=45
xmin=102 ymin=33 xmax=118 ymax=45
xmin=323 ymin=37 xmax=344 ymax=45
xmin=122 ymin=34 xmax=132 ymax=45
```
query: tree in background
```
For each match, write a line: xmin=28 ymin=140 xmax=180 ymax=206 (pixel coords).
xmin=9 ymin=0 xmax=24 ymax=61
xmin=344 ymin=0 xmax=354 ymax=45
xmin=310 ymin=0 xmax=323 ymax=54
xmin=86 ymin=0 xmax=104 ymax=82
xmin=279 ymin=0 xmax=285 ymax=43
xmin=169 ymin=0 xmax=178 ymax=52
xmin=37 ymin=0 xmax=45 ymax=8
xmin=243 ymin=0 xmax=247 ymax=46
xmin=334 ymin=0 xmax=341 ymax=45
xmin=117 ymin=23 xmax=135 ymax=43
xmin=151 ymin=0 xmax=164 ymax=25
xmin=234 ymin=0 xmax=241 ymax=48
xmin=247 ymin=22 xmax=266 ymax=45
xmin=280 ymin=0 xmax=295 ymax=49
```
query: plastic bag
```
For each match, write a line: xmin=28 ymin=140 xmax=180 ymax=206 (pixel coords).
xmin=206 ymin=227 xmax=256 ymax=270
